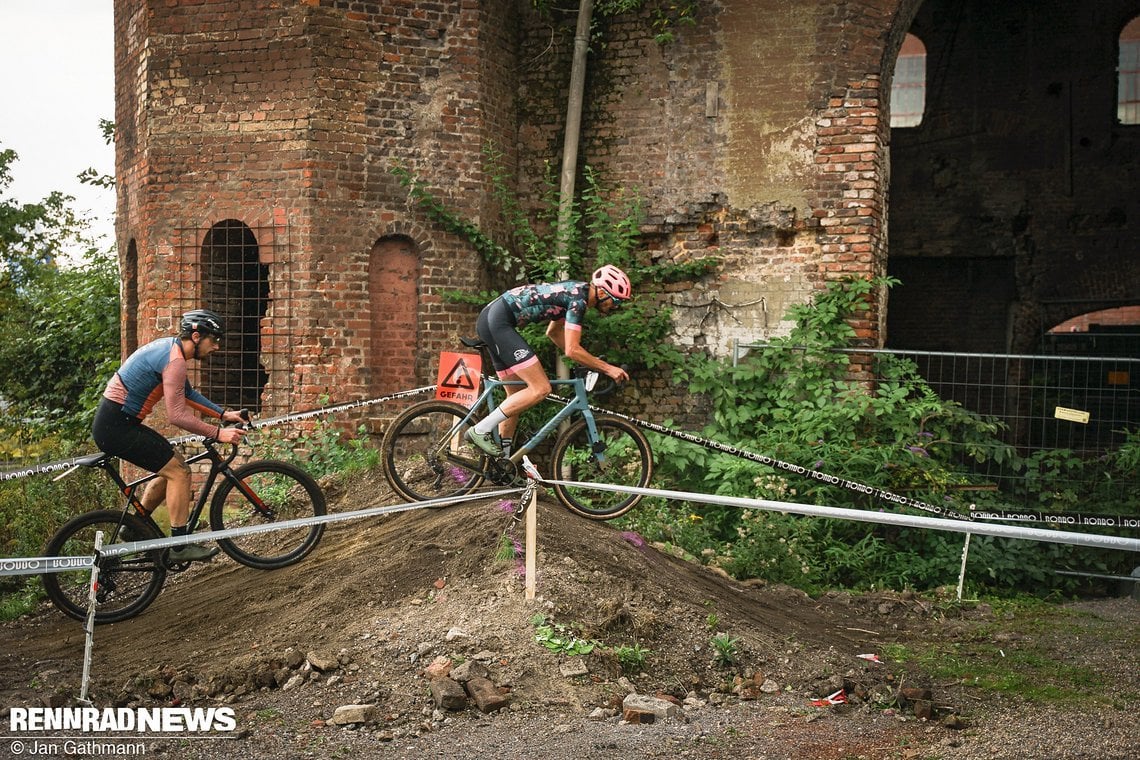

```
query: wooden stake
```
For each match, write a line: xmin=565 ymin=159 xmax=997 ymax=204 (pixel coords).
xmin=525 ymin=487 xmax=537 ymax=601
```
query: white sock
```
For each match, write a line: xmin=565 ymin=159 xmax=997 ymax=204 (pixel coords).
xmin=474 ymin=407 xmax=508 ymax=435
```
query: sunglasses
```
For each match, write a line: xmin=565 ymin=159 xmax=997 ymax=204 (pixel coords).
xmin=602 ymin=293 xmax=625 ymax=310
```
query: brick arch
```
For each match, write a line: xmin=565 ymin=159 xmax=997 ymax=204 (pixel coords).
xmin=368 ymin=234 xmax=421 ymax=395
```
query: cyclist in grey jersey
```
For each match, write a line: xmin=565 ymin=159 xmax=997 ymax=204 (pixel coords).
xmin=467 ymin=266 xmax=632 ymax=457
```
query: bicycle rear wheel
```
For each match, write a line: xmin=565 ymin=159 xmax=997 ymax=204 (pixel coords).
xmin=210 ymin=460 xmax=326 ymax=570
xmin=550 ymin=416 xmax=654 ymax=520
xmin=381 ymin=400 xmax=487 ymax=503
xmin=41 ymin=510 xmax=166 ymax=624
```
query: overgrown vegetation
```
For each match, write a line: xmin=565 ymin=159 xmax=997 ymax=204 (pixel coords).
xmin=618 ymin=276 xmax=1138 ymax=597
xmin=393 ymin=146 xmax=716 ymax=373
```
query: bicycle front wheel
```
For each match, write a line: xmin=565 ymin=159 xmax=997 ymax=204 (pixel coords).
xmin=210 ymin=461 xmax=326 ymax=570
xmin=41 ymin=510 xmax=166 ymax=624
xmin=550 ymin=416 xmax=654 ymax=520
xmin=381 ymin=400 xmax=487 ymax=503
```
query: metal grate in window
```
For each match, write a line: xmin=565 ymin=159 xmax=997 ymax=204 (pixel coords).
xmin=173 ymin=220 xmax=293 ymax=415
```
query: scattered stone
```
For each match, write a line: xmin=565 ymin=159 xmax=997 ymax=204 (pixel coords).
xmin=617 ymin=677 xmax=637 ymax=694
xmin=912 ymin=699 xmax=934 ymax=720
xmin=307 ymin=651 xmax=340 ymax=673
xmin=900 ymin=687 xmax=933 ymax=702
xmin=559 ymin=657 xmax=590 ymax=678
xmin=622 ymin=694 xmax=680 ymax=724
xmin=282 ymin=674 xmax=306 ymax=692
xmin=429 ymin=678 xmax=468 ymax=711
xmin=450 ymin=660 xmax=489 ymax=683
xmin=588 ymin=707 xmax=618 ymax=720
xmin=329 ymin=704 xmax=378 ymax=726
xmin=941 ymin=713 xmax=966 ymax=729
xmin=760 ymin=679 xmax=780 ymax=694
xmin=445 ymin=627 xmax=469 ymax=641
xmin=465 ymin=676 xmax=510 ymax=713
xmin=471 ymin=650 xmax=497 ymax=662
xmin=424 ymin=656 xmax=453 ymax=679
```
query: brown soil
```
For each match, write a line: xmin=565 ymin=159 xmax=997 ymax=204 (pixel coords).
xmin=1 ymin=471 xmax=1137 ymax=759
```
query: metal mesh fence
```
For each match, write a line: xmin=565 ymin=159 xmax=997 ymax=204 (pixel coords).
xmin=735 ymin=341 xmax=1140 ymax=507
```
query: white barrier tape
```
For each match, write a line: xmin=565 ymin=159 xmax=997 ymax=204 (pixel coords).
xmin=0 ymin=386 xmax=438 ymax=481
xmin=569 ymin=396 xmax=1140 ymax=532
xmin=0 ymin=487 xmax=522 ymax=578
xmin=538 ymin=477 xmax=1140 ymax=553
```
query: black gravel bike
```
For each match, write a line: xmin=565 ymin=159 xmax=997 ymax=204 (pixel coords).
xmin=41 ymin=420 xmax=326 ymax=624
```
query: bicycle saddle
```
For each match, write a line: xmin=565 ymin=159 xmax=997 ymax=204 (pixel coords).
xmin=75 ymin=451 xmax=114 ymax=468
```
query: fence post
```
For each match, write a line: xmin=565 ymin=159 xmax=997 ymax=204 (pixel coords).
xmin=956 ymin=532 xmax=972 ymax=602
xmin=79 ymin=531 xmax=103 ymax=705
xmin=524 ymin=487 xmax=537 ymax=601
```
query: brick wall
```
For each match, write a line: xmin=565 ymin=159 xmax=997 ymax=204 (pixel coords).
xmin=115 ymin=0 xmax=1138 ymax=431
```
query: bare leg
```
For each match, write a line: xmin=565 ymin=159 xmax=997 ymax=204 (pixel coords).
xmin=497 ymin=362 xmax=551 ymax=440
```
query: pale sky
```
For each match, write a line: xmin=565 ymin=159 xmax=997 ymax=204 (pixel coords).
xmin=0 ymin=1 xmax=116 ymax=249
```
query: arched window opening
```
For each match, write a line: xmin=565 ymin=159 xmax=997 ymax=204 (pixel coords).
xmin=200 ymin=220 xmax=269 ymax=412
xmin=1118 ymin=16 xmax=1140 ymax=124
xmin=369 ymin=236 xmax=419 ymax=395
xmin=124 ymin=239 xmax=139 ymax=354
xmin=891 ymin=33 xmax=927 ymax=128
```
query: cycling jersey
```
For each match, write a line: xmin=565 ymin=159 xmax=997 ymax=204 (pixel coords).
xmin=499 ymin=281 xmax=589 ymax=333
xmin=102 ymin=336 xmax=223 ymax=438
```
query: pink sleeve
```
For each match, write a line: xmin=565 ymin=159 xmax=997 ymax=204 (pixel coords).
xmin=162 ymin=351 xmax=221 ymax=438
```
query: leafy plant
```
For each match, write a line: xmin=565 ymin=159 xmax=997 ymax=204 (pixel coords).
xmin=612 ymin=643 xmax=652 ymax=674
xmin=709 ymin=633 xmax=740 ymax=667
xmin=530 ymin=613 xmax=598 ymax=656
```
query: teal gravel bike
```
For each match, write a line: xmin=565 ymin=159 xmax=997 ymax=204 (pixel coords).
xmin=381 ymin=338 xmax=653 ymax=520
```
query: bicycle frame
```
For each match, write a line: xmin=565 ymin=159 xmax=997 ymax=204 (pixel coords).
xmin=84 ymin=441 xmax=270 ymax=539
xmin=459 ymin=375 xmax=603 ymax=464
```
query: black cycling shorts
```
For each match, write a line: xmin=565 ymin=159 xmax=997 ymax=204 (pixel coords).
xmin=91 ymin=397 xmax=176 ymax=473
xmin=476 ymin=297 xmax=540 ymax=376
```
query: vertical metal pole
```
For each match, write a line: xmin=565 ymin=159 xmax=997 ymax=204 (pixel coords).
xmin=79 ymin=531 xmax=103 ymax=705
xmin=525 ymin=488 xmax=538 ymax=601
xmin=956 ymin=532 xmax=972 ymax=602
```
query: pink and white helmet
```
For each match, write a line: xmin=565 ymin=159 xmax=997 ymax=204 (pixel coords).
xmin=591 ymin=264 xmax=632 ymax=301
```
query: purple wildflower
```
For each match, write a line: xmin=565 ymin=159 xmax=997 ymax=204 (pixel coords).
xmin=449 ymin=466 xmax=470 ymax=484
xmin=905 ymin=445 xmax=929 ymax=458
xmin=620 ymin=531 xmax=645 ymax=547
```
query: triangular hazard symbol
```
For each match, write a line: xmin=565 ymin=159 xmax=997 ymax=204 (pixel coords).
xmin=441 ymin=358 xmax=475 ymax=389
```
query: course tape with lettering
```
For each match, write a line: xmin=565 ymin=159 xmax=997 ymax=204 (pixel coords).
xmin=0 ymin=386 xmax=437 ymax=482
xmin=536 ymin=477 xmax=1140 ymax=553
xmin=569 ymin=395 xmax=1140 ymax=532
xmin=0 ymin=487 xmax=521 ymax=579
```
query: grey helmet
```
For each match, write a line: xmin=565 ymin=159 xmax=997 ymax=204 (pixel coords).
xmin=180 ymin=309 xmax=226 ymax=338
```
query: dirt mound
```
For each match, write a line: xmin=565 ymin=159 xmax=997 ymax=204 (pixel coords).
xmin=1 ymin=471 xmax=1137 ymax=759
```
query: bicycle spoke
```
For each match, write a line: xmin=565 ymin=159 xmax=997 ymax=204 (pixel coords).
xmin=210 ymin=461 xmax=325 ymax=570
xmin=382 ymin=401 xmax=487 ymax=503
xmin=551 ymin=417 xmax=654 ymax=519
xmin=41 ymin=511 xmax=165 ymax=623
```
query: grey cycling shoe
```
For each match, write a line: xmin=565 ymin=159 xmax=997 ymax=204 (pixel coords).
xmin=168 ymin=542 xmax=219 ymax=562
xmin=465 ymin=428 xmax=503 ymax=458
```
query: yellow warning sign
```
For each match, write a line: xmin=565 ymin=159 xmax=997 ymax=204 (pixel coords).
xmin=1054 ymin=406 xmax=1090 ymax=424
xmin=435 ymin=352 xmax=482 ymax=407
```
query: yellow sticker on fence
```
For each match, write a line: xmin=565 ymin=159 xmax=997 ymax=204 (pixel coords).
xmin=1054 ymin=406 xmax=1090 ymax=424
